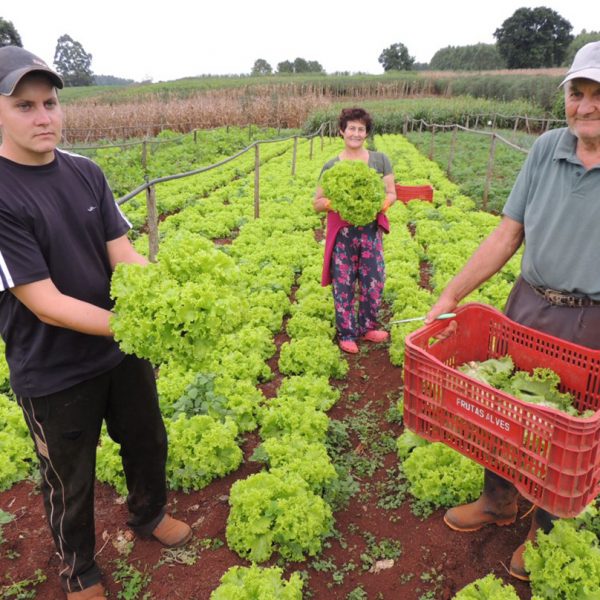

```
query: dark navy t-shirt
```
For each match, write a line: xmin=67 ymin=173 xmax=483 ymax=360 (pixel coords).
xmin=0 ymin=150 xmax=131 ymax=397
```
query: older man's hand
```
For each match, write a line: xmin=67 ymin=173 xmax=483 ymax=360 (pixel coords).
xmin=425 ymin=296 xmax=459 ymax=340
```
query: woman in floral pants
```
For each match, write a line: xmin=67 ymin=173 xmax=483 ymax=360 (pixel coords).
xmin=314 ymin=108 xmax=396 ymax=354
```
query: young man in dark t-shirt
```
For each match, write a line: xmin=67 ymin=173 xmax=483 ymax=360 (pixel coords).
xmin=0 ymin=46 xmax=191 ymax=600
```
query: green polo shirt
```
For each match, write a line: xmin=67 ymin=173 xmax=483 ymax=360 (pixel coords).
xmin=503 ymin=128 xmax=600 ymax=299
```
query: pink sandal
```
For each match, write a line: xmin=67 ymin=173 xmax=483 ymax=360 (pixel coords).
xmin=339 ymin=340 xmax=359 ymax=354
xmin=362 ymin=330 xmax=389 ymax=343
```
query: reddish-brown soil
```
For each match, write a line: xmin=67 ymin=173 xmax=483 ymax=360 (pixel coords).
xmin=0 ymin=339 xmax=534 ymax=600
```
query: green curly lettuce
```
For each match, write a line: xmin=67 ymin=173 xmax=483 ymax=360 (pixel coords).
xmin=258 ymin=397 xmax=329 ymax=443
xmin=402 ymin=442 xmax=483 ymax=509
xmin=453 ymin=574 xmax=519 ymax=599
xmin=254 ymin=433 xmax=338 ymax=497
xmin=0 ymin=394 xmax=36 ymax=491
xmin=210 ymin=565 xmax=303 ymax=600
xmin=396 ymin=429 xmax=429 ymax=461
xmin=525 ymin=519 xmax=600 ymax=600
xmin=226 ymin=471 xmax=333 ymax=562
xmin=321 ymin=159 xmax=385 ymax=226
xmin=166 ymin=415 xmax=243 ymax=491
xmin=278 ymin=337 xmax=348 ymax=379
xmin=277 ymin=375 xmax=341 ymax=412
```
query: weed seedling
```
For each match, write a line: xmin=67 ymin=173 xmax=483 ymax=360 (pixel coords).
xmin=0 ymin=569 xmax=46 ymax=600
xmin=112 ymin=558 xmax=152 ymax=599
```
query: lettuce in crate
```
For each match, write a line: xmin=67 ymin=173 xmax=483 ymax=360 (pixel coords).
xmin=321 ymin=160 xmax=385 ymax=226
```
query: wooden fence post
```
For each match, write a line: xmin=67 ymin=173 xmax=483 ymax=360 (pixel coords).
xmin=141 ymin=141 xmax=148 ymax=175
xmin=447 ymin=126 xmax=457 ymax=177
xmin=291 ymin=136 xmax=298 ymax=175
xmin=483 ymin=133 xmax=497 ymax=212
xmin=309 ymin=136 xmax=314 ymax=160
xmin=513 ymin=117 xmax=520 ymax=132
xmin=254 ymin=144 xmax=260 ymax=219
xmin=320 ymin=127 xmax=324 ymax=151
xmin=193 ymin=130 xmax=197 ymax=144
xmin=146 ymin=184 xmax=159 ymax=262
xmin=403 ymin=115 xmax=408 ymax=135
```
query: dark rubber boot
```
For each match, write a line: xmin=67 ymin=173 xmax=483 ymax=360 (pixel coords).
xmin=444 ymin=469 xmax=518 ymax=532
xmin=509 ymin=507 xmax=557 ymax=581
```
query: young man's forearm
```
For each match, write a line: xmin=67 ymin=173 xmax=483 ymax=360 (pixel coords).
xmin=11 ymin=279 xmax=114 ymax=337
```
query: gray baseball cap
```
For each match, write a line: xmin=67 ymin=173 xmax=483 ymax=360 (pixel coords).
xmin=0 ymin=46 xmax=63 ymax=96
xmin=560 ymin=41 xmax=600 ymax=86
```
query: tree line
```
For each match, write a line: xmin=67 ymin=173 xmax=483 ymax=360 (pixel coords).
xmin=378 ymin=8 xmax=597 ymax=72
xmin=2 ymin=7 xmax=599 ymax=87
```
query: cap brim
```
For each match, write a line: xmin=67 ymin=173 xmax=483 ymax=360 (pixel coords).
xmin=560 ymin=68 xmax=600 ymax=87
xmin=0 ymin=66 xmax=64 ymax=96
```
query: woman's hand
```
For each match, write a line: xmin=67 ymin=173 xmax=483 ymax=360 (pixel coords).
xmin=313 ymin=196 xmax=332 ymax=213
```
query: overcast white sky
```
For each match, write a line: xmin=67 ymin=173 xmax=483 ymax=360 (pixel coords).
xmin=3 ymin=1 xmax=597 ymax=82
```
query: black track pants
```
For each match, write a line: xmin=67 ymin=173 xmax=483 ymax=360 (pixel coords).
xmin=17 ymin=354 xmax=168 ymax=594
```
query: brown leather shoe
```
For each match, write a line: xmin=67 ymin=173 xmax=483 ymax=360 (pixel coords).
xmin=151 ymin=514 xmax=192 ymax=548
xmin=509 ymin=541 xmax=530 ymax=581
xmin=509 ymin=509 xmax=540 ymax=581
xmin=443 ymin=495 xmax=518 ymax=532
xmin=66 ymin=583 xmax=107 ymax=599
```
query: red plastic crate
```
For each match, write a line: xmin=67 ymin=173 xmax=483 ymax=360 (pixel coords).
xmin=403 ymin=302 xmax=600 ymax=517
xmin=395 ymin=184 xmax=434 ymax=204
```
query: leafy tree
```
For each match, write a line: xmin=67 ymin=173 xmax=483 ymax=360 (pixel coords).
xmin=378 ymin=43 xmax=415 ymax=71
xmin=251 ymin=58 xmax=272 ymax=76
xmin=53 ymin=34 xmax=94 ymax=87
xmin=293 ymin=57 xmax=309 ymax=73
xmin=430 ymin=44 xmax=505 ymax=71
xmin=494 ymin=7 xmax=573 ymax=68
xmin=277 ymin=60 xmax=294 ymax=74
xmin=0 ymin=17 xmax=22 ymax=47
xmin=276 ymin=58 xmax=324 ymax=74
xmin=306 ymin=60 xmax=324 ymax=73
xmin=563 ymin=30 xmax=600 ymax=65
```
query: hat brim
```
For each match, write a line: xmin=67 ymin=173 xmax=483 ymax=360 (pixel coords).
xmin=0 ymin=66 xmax=64 ymax=96
xmin=560 ymin=67 xmax=600 ymax=87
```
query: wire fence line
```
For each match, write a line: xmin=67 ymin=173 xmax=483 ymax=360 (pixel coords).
xmin=59 ymin=124 xmax=280 ymax=153
xmin=409 ymin=119 xmax=530 ymax=153
xmin=122 ymin=124 xmax=327 ymax=261
xmin=62 ymin=115 xmax=548 ymax=259
xmin=405 ymin=118 xmax=536 ymax=210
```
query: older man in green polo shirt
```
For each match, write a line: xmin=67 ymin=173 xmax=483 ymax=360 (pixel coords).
xmin=425 ymin=40 xmax=600 ymax=582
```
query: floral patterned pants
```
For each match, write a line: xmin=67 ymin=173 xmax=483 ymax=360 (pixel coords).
xmin=331 ymin=222 xmax=385 ymax=341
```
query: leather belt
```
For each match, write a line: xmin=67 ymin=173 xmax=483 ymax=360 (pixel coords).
xmin=530 ymin=283 xmax=600 ymax=307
